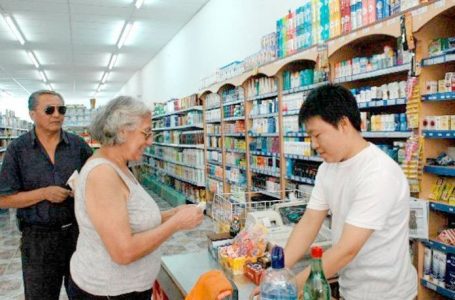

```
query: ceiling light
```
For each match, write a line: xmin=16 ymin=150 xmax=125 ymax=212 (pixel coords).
xmin=47 ymin=83 xmax=53 ymax=91
xmin=101 ymin=72 xmax=109 ymax=84
xmin=4 ymin=15 xmax=25 ymax=45
xmin=117 ymin=22 xmax=134 ymax=49
xmin=39 ymin=71 xmax=47 ymax=82
xmin=108 ymin=54 xmax=118 ymax=70
xmin=135 ymin=0 xmax=145 ymax=9
xmin=27 ymin=51 xmax=40 ymax=68
xmin=96 ymin=84 xmax=103 ymax=93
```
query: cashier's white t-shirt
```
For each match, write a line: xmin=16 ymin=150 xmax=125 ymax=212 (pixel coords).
xmin=308 ymin=143 xmax=417 ymax=300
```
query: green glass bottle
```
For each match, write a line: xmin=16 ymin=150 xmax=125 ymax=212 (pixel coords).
xmin=303 ymin=246 xmax=331 ymax=300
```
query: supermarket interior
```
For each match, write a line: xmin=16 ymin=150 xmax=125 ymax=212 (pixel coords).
xmin=0 ymin=0 xmax=455 ymax=299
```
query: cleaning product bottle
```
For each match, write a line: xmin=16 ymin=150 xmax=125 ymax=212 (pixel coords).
xmin=260 ymin=246 xmax=298 ymax=300
xmin=303 ymin=246 xmax=331 ymax=300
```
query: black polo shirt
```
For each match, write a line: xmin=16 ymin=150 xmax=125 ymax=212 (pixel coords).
xmin=0 ymin=128 xmax=92 ymax=227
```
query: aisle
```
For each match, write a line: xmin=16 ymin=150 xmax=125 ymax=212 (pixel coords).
xmin=0 ymin=190 xmax=213 ymax=299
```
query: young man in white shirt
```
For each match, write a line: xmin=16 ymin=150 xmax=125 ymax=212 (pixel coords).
xmin=285 ymin=84 xmax=417 ymax=299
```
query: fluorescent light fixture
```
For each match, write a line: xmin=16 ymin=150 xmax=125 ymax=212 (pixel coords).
xmin=47 ymin=83 xmax=53 ymax=90
xmin=101 ymin=72 xmax=109 ymax=84
xmin=39 ymin=71 xmax=47 ymax=82
xmin=4 ymin=15 xmax=25 ymax=45
xmin=135 ymin=0 xmax=145 ymax=9
xmin=96 ymin=84 xmax=103 ymax=93
xmin=27 ymin=51 xmax=40 ymax=68
xmin=108 ymin=54 xmax=118 ymax=70
xmin=117 ymin=22 xmax=134 ymax=49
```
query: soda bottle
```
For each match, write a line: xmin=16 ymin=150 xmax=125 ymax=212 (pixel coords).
xmin=303 ymin=246 xmax=331 ymax=300
xmin=259 ymin=246 xmax=298 ymax=300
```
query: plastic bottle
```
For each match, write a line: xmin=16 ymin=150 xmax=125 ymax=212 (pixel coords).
xmin=303 ymin=246 xmax=331 ymax=300
xmin=260 ymin=246 xmax=298 ymax=300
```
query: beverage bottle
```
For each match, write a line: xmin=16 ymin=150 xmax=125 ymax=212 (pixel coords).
xmin=303 ymin=246 xmax=331 ymax=300
xmin=229 ymin=215 xmax=241 ymax=237
xmin=259 ymin=246 xmax=298 ymax=300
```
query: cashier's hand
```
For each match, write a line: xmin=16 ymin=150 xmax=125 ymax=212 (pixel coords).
xmin=250 ymin=286 xmax=260 ymax=299
xmin=172 ymin=205 xmax=203 ymax=230
xmin=42 ymin=186 xmax=72 ymax=203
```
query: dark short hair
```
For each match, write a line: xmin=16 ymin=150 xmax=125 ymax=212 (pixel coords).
xmin=298 ymin=84 xmax=361 ymax=131
xmin=28 ymin=90 xmax=64 ymax=111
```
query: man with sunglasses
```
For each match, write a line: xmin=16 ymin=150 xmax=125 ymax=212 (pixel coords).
xmin=0 ymin=90 xmax=93 ymax=299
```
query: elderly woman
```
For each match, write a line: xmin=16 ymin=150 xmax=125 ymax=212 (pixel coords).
xmin=68 ymin=96 xmax=204 ymax=299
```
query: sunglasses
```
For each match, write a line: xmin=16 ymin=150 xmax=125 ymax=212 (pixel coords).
xmin=44 ymin=105 xmax=67 ymax=115
xmin=140 ymin=129 xmax=153 ymax=139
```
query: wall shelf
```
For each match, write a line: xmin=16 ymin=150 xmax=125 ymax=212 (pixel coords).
xmin=282 ymin=81 xmax=329 ymax=95
xmin=249 ymin=132 xmax=279 ymax=137
xmin=154 ymin=143 xmax=204 ymax=149
xmin=156 ymin=168 xmax=205 ymax=187
xmin=246 ymin=91 xmax=278 ymax=101
xmin=358 ymin=98 xmax=407 ymax=109
xmin=420 ymin=279 xmax=455 ymax=299
xmin=421 ymin=52 xmax=455 ymax=67
xmin=422 ymin=239 xmax=455 ymax=255
xmin=250 ymin=167 xmax=280 ymax=177
xmin=284 ymin=154 xmax=323 ymax=162
xmin=422 ymin=92 xmax=455 ymax=102
xmin=207 ymin=160 xmax=222 ymax=166
xmin=249 ymin=150 xmax=279 ymax=157
xmin=424 ymin=166 xmax=455 ymax=177
xmin=430 ymin=201 xmax=455 ymax=215
xmin=224 ymin=133 xmax=245 ymax=137
xmin=151 ymin=106 xmax=203 ymax=120
xmin=423 ymin=130 xmax=455 ymax=139
xmin=224 ymin=116 xmax=245 ymax=121
xmin=147 ymin=154 xmax=205 ymax=169
xmin=285 ymin=175 xmax=315 ymax=185
xmin=223 ymin=99 xmax=245 ymax=106
xmin=284 ymin=132 xmax=309 ymax=137
xmin=249 ymin=112 xmax=278 ymax=119
xmin=207 ymin=175 xmax=223 ymax=182
xmin=225 ymin=163 xmax=246 ymax=170
xmin=224 ymin=148 xmax=246 ymax=154
xmin=207 ymin=147 xmax=222 ymax=152
xmin=283 ymin=110 xmax=300 ymax=116
xmin=333 ymin=64 xmax=410 ymax=84
xmin=252 ymin=187 xmax=281 ymax=199
xmin=361 ymin=131 xmax=412 ymax=138
xmin=153 ymin=124 xmax=203 ymax=131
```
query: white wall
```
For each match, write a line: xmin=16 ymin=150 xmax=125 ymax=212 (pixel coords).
xmin=120 ymin=0 xmax=303 ymax=104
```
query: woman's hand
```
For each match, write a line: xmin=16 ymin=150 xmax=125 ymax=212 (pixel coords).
xmin=172 ymin=205 xmax=204 ymax=230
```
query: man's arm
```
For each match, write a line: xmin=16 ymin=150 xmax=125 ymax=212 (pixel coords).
xmin=294 ymin=223 xmax=373 ymax=290
xmin=0 ymin=186 xmax=71 ymax=208
xmin=285 ymin=208 xmax=328 ymax=268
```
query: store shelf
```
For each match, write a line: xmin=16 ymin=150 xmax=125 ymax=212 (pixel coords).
xmin=421 ymin=52 xmax=455 ymax=67
xmin=430 ymin=201 xmax=455 ymax=215
xmin=224 ymin=148 xmax=246 ymax=154
xmin=424 ymin=165 xmax=455 ymax=177
xmin=249 ymin=112 xmax=278 ymax=119
xmin=422 ymin=92 xmax=455 ymax=102
xmin=207 ymin=175 xmax=223 ymax=182
xmin=283 ymin=110 xmax=300 ymax=116
xmin=151 ymin=106 xmax=203 ymax=120
xmin=207 ymin=160 xmax=222 ymax=166
xmin=153 ymin=143 xmax=204 ymax=149
xmin=226 ymin=179 xmax=246 ymax=187
xmin=286 ymin=175 xmax=315 ymax=185
xmin=421 ymin=279 xmax=455 ymax=299
xmin=152 ymin=124 xmax=203 ymax=131
xmin=224 ymin=116 xmax=245 ymax=121
xmin=250 ymin=167 xmax=280 ymax=177
xmin=361 ymin=131 xmax=412 ymax=138
xmin=249 ymin=150 xmax=279 ymax=157
xmin=207 ymin=133 xmax=222 ymax=137
xmin=224 ymin=132 xmax=245 ymax=137
xmin=206 ymin=105 xmax=221 ymax=110
xmin=225 ymin=163 xmax=246 ymax=170
xmin=207 ymin=147 xmax=222 ymax=152
xmin=0 ymin=136 xmax=17 ymax=139
xmin=147 ymin=155 xmax=204 ymax=169
xmin=206 ymin=119 xmax=221 ymax=124
xmin=252 ymin=187 xmax=281 ymax=199
xmin=282 ymin=81 xmax=329 ymax=95
xmin=423 ymin=130 xmax=455 ymax=139
xmin=249 ymin=132 xmax=279 ymax=137
xmin=156 ymin=168 xmax=205 ymax=187
xmin=333 ymin=64 xmax=410 ymax=84
xmin=284 ymin=132 xmax=309 ymax=137
xmin=358 ymin=98 xmax=407 ymax=109
xmin=223 ymin=99 xmax=245 ymax=106
xmin=284 ymin=154 xmax=323 ymax=162
xmin=246 ymin=91 xmax=278 ymax=101
xmin=423 ymin=239 xmax=455 ymax=255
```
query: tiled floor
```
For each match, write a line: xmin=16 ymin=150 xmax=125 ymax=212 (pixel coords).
xmin=0 ymin=190 xmax=213 ymax=299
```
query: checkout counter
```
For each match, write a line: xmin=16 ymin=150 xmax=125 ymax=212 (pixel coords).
xmin=154 ymin=201 xmax=336 ymax=299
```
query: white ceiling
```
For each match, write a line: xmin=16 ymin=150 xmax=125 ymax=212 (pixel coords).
xmin=0 ymin=0 xmax=209 ymax=107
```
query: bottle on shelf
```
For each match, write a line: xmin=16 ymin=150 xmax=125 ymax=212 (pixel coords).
xmin=303 ymin=246 xmax=331 ymax=300
xmin=260 ymin=246 xmax=298 ymax=300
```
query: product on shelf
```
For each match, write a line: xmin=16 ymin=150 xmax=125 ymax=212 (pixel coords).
xmin=423 ymin=246 xmax=449 ymax=290
xmin=150 ymin=146 xmax=205 ymax=166
xmin=224 ymin=137 xmax=246 ymax=151
xmin=284 ymin=139 xmax=315 ymax=157
xmin=361 ymin=113 xmax=407 ymax=132
xmin=251 ymin=155 xmax=280 ymax=173
xmin=225 ymin=152 xmax=247 ymax=169
xmin=252 ymin=174 xmax=280 ymax=192
xmin=427 ymin=37 xmax=455 ymax=57
xmin=207 ymin=150 xmax=223 ymax=163
xmin=422 ymin=115 xmax=455 ymax=131
xmin=250 ymin=98 xmax=278 ymax=116
xmin=205 ymin=108 xmax=221 ymax=123
xmin=245 ymin=77 xmax=277 ymax=99
xmin=223 ymin=120 xmax=245 ymax=134
xmin=249 ymin=137 xmax=280 ymax=154
xmin=429 ymin=177 xmax=455 ymax=204
xmin=223 ymin=103 xmax=244 ymax=118
xmin=222 ymin=86 xmax=245 ymax=104
xmin=282 ymin=69 xmax=328 ymax=91
xmin=425 ymin=72 xmax=455 ymax=94
xmin=208 ymin=136 xmax=222 ymax=148
xmin=153 ymin=111 xmax=203 ymax=129
xmin=250 ymin=118 xmax=278 ymax=134
xmin=225 ymin=167 xmax=247 ymax=186
xmin=205 ymin=93 xmax=221 ymax=109
xmin=283 ymin=115 xmax=301 ymax=133
xmin=286 ymin=160 xmax=318 ymax=180
xmin=351 ymin=80 xmax=407 ymax=103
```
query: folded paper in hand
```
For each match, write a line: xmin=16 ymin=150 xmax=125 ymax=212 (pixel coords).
xmin=66 ymin=170 xmax=79 ymax=190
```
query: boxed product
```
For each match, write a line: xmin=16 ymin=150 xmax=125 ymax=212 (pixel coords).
xmin=207 ymin=232 xmax=233 ymax=261
xmin=446 ymin=253 xmax=455 ymax=291
xmin=244 ymin=262 xmax=264 ymax=285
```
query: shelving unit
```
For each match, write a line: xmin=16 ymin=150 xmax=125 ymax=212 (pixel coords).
xmin=414 ymin=3 xmax=455 ymax=299
xmin=144 ymin=94 xmax=207 ymax=206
